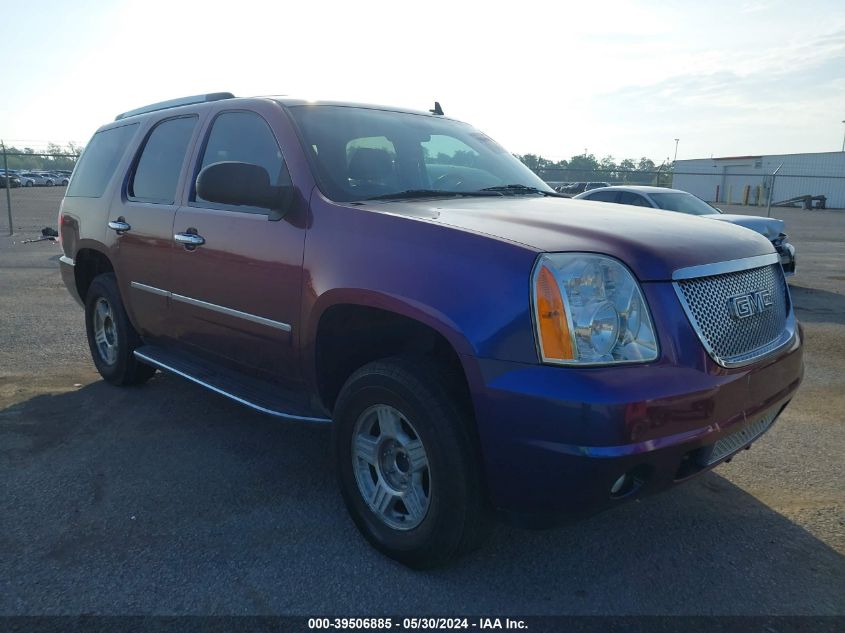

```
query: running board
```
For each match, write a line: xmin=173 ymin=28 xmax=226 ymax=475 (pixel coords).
xmin=134 ymin=346 xmax=332 ymax=423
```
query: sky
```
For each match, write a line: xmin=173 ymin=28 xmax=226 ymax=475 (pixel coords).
xmin=1 ymin=0 xmax=844 ymax=163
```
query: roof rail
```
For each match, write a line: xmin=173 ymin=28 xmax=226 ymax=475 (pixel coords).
xmin=114 ymin=92 xmax=235 ymax=121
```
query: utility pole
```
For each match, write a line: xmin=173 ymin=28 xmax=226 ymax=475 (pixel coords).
xmin=841 ymin=120 xmax=845 ymax=152
xmin=673 ymin=138 xmax=680 ymax=163
xmin=766 ymin=163 xmax=783 ymax=218
xmin=2 ymin=141 xmax=12 ymax=236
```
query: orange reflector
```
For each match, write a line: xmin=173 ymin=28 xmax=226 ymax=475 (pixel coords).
xmin=536 ymin=265 xmax=574 ymax=360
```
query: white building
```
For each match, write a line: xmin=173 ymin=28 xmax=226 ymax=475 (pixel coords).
xmin=672 ymin=151 xmax=845 ymax=209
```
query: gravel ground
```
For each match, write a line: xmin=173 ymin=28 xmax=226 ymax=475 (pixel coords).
xmin=0 ymin=188 xmax=843 ymax=615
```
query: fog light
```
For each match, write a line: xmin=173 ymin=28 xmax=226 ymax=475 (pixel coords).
xmin=610 ymin=474 xmax=628 ymax=495
xmin=610 ymin=465 xmax=651 ymax=498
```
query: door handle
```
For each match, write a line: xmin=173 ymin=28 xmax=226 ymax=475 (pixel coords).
xmin=107 ymin=219 xmax=131 ymax=233
xmin=174 ymin=232 xmax=205 ymax=247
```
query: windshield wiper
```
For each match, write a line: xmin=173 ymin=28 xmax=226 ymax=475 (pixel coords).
xmin=480 ymin=184 xmax=566 ymax=197
xmin=365 ymin=189 xmax=503 ymax=201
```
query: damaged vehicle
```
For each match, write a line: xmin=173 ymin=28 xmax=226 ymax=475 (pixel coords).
xmin=59 ymin=94 xmax=803 ymax=568
xmin=574 ymin=185 xmax=796 ymax=275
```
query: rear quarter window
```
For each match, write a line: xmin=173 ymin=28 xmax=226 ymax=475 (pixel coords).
xmin=65 ymin=123 xmax=139 ymax=198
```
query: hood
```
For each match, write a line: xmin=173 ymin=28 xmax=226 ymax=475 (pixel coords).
xmin=706 ymin=214 xmax=785 ymax=239
xmin=359 ymin=196 xmax=775 ymax=282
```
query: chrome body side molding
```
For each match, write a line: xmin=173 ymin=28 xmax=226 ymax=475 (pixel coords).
xmin=130 ymin=281 xmax=170 ymax=297
xmin=129 ymin=282 xmax=291 ymax=332
xmin=171 ymin=293 xmax=292 ymax=332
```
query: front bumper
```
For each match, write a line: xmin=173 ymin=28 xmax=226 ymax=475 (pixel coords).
xmin=776 ymin=241 xmax=796 ymax=276
xmin=469 ymin=324 xmax=803 ymax=525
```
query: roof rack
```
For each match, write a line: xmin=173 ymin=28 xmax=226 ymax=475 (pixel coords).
xmin=114 ymin=92 xmax=235 ymax=121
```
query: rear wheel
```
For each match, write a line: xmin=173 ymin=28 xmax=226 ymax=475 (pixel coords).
xmin=334 ymin=357 xmax=489 ymax=568
xmin=84 ymin=273 xmax=155 ymax=385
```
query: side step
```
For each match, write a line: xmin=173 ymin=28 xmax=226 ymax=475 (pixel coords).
xmin=134 ymin=345 xmax=332 ymax=423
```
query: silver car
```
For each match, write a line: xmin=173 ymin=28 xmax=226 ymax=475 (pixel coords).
xmin=19 ymin=172 xmax=56 ymax=187
xmin=574 ymin=185 xmax=796 ymax=275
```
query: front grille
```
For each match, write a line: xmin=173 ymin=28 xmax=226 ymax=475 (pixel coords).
xmin=698 ymin=408 xmax=779 ymax=466
xmin=676 ymin=263 xmax=791 ymax=366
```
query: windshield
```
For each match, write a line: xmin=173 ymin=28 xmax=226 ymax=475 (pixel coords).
xmin=286 ymin=105 xmax=553 ymax=202
xmin=649 ymin=191 xmax=720 ymax=216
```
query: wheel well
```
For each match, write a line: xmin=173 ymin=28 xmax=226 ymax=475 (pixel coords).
xmin=315 ymin=305 xmax=473 ymax=417
xmin=74 ymin=249 xmax=114 ymax=302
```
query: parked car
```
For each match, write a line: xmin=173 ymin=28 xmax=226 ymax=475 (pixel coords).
xmin=59 ymin=93 xmax=803 ymax=568
xmin=0 ymin=170 xmax=21 ymax=188
xmin=42 ymin=171 xmax=70 ymax=185
xmin=561 ymin=181 xmax=610 ymax=195
xmin=574 ymin=186 xmax=796 ymax=275
xmin=55 ymin=170 xmax=73 ymax=183
xmin=19 ymin=172 xmax=56 ymax=186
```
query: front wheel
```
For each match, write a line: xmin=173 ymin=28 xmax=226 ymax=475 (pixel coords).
xmin=334 ymin=357 xmax=489 ymax=568
xmin=84 ymin=273 xmax=155 ymax=385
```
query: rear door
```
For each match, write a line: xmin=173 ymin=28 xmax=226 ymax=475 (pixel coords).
xmin=110 ymin=114 xmax=202 ymax=341
xmin=168 ymin=104 xmax=306 ymax=384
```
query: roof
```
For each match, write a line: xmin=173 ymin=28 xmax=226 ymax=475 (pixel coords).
xmin=587 ymin=185 xmax=680 ymax=193
xmin=709 ymin=155 xmax=763 ymax=161
xmin=114 ymin=92 xmax=452 ymax=123
xmin=271 ymin=97 xmax=452 ymax=119
xmin=678 ymin=150 xmax=845 ymax=162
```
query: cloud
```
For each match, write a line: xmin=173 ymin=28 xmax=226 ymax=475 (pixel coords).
xmin=740 ymin=1 xmax=773 ymax=13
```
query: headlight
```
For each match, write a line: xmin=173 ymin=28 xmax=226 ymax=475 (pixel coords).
xmin=532 ymin=253 xmax=658 ymax=365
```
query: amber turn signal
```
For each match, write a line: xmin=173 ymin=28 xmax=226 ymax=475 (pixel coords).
xmin=535 ymin=265 xmax=574 ymax=361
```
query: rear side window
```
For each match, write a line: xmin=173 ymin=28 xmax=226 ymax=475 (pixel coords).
xmin=618 ymin=191 xmax=652 ymax=207
xmin=192 ymin=111 xmax=290 ymax=207
xmin=585 ymin=190 xmax=618 ymax=203
xmin=128 ymin=116 xmax=197 ymax=204
xmin=66 ymin=123 xmax=138 ymax=198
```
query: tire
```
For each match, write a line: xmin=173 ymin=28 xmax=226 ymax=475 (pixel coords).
xmin=25 ymin=181 xmax=33 ymax=187
xmin=84 ymin=273 xmax=156 ymax=386
xmin=45 ymin=180 xmax=54 ymax=187
xmin=335 ymin=356 xmax=489 ymax=568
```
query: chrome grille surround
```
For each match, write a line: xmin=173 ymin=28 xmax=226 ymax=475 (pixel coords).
xmin=673 ymin=253 xmax=795 ymax=368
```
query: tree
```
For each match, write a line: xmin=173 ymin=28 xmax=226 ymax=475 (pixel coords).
xmin=1 ymin=142 xmax=82 ymax=171
xmin=599 ymin=155 xmax=617 ymax=181
xmin=564 ymin=153 xmax=600 ymax=182
xmin=636 ymin=157 xmax=656 ymax=172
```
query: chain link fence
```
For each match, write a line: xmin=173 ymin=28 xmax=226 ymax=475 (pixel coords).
xmin=1 ymin=142 xmax=80 ymax=236
xmin=535 ymin=164 xmax=845 ymax=211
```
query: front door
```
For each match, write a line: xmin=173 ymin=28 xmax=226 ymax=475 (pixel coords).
xmin=168 ymin=109 xmax=305 ymax=384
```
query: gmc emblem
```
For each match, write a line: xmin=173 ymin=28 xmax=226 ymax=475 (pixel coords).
xmin=728 ymin=289 xmax=774 ymax=320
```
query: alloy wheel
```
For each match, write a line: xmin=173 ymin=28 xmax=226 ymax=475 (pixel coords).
xmin=352 ymin=404 xmax=431 ymax=530
xmin=92 ymin=297 xmax=118 ymax=365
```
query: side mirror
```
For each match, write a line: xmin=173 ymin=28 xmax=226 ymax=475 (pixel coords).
xmin=196 ymin=161 xmax=291 ymax=220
